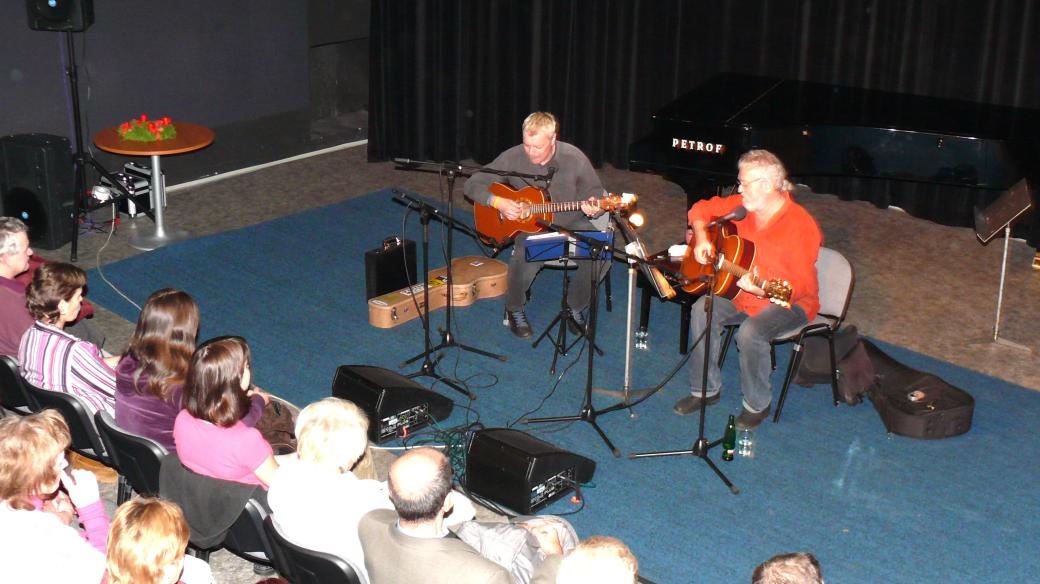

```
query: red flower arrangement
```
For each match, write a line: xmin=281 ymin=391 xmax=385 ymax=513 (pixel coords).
xmin=117 ymin=114 xmax=177 ymax=142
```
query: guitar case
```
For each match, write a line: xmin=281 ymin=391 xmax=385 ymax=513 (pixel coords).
xmin=862 ymin=340 xmax=974 ymax=439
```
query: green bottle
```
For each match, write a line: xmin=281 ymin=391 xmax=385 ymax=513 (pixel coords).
xmin=722 ymin=414 xmax=736 ymax=461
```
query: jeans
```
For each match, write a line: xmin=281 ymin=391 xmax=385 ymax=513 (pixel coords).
xmin=505 ymin=233 xmax=608 ymax=314
xmin=687 ymin=295 xmax=807 ymax=413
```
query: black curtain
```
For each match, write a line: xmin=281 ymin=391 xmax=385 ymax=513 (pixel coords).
xmin=370 ymin=0 xmax=1040 ymax=166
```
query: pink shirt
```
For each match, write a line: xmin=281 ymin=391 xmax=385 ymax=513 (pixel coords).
xmin=172 ymin=410 xmax=273 ymax=488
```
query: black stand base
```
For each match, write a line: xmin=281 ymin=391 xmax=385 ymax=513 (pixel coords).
xmin=532 ymin=309 xmax=603 ymax=374
xmin=525 ymin=402 xmax=623 ymax=458
xmin=629 ymin=436 xmax=740 ymax=494
xmin=404 ymin=354 xmax=478 ymax=401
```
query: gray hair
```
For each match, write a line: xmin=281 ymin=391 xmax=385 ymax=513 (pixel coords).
xmin=752 ymin=552 xmax=824 ymax=584
xmin=0 ymin=217 xmax=29 ymax=257
xmin=738 ymin=149 xmax=793 ymax=192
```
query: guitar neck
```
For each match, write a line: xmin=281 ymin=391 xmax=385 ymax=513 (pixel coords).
xmin=718 ymin=258 xmax=767 ymax=290
xmin=528 ymin=200 xmax=595 ymax=214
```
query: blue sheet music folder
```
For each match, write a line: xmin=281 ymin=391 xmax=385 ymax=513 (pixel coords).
xmin=524 ymin=230 xmax=613 ymax=262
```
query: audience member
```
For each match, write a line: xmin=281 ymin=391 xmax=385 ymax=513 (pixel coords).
xmin=268 ymin=397 xmax=393 ymax=580
xmin=18 ymin=262 xmax=118 ymax=415
xmin=114 ymin=289 xmax=263 ymax=452
xmin=103 ymin=497 xmax=214 ymax=584
xmin=358 ymin=446 xmax=511 ymax=584
xmin=173 ymin=336 xmax=279 ymax=488
xmin=752 ymin=552 xmax=824 ymax=584
xmin=0 ymin=217 xmax=34 ymax=357
xmin=552 ymin=535 xmax=638 ymax=584
xmin=1 ymin=217 xmax=104 ymax=359
xmin=0 ymin=409 xmax=109 ymax=582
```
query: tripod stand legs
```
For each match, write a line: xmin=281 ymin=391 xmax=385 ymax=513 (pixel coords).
xmin=629 ymin=437 xmax=740 ymax=494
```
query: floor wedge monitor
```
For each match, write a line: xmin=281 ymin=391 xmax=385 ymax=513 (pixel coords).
xmin=465 ymin=428 xmax=596 ymax=514
xmin=330 ymin=365 xmax=453 ymax=443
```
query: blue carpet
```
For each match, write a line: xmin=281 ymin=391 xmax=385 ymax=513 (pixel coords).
xmin=88 ymin=189 xmax=1040 ymax=584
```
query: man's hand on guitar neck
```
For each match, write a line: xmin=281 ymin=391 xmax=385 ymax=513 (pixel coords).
xmin=736 ymin=266 xmax=767 ymax=298
xmin=580 ymin=195 xmax=603 ymax=218
xmin=490 ymin=194 xmax=524 ymax=220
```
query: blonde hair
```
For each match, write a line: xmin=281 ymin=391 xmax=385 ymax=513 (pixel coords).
xmin=0 ymin=409 xmax=71 ymax=509
xmin=522 ymin=111 xmax=559 ymax=136
xmin=106 ymin=498 xmax=190 ymax=584
xmin=752 ymin=552 xmax=824 ymax=584
xmin=557 ymin=535 xmax=639 ymax=584
xmin=295 ymin=397 xmax=370 ymax=471
xmin=738 ymin=149 xmax=792 ymax=191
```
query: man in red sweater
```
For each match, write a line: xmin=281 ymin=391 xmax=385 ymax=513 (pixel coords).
xmin=675 ymin=150 xmax=822 ymax=429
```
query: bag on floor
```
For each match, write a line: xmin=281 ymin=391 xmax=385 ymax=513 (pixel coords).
xmin=862 ymin=340 xmax=974 ymax=439
xmin=792 ymin=325 xmax=861 ymax=387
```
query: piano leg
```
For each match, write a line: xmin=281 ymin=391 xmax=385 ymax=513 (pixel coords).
xmin=1033 ymin=251 xmax=1039 ymax=271
xmin=679 ymin=300 xmax=692 ymax=354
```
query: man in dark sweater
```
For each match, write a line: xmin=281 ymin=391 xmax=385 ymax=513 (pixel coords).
xmin=464 ymin=112 xmax=607 ymax=338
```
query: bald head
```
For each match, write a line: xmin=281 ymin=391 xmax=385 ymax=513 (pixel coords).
xmin=387 ymin=447 xmax=453 ymax=523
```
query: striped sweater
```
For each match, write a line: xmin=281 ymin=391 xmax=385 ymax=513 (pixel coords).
xmin=18 ymin=322 xmax=116 ymax=416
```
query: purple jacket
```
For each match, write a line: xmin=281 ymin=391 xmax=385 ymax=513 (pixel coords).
xmin=114 ymin=354 xmax=263 ymax=452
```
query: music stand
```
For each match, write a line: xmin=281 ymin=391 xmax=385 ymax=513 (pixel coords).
xmin=524 ymin=222 xmax=625 ymax=457
xmin=971 ymin=178 xmax=1034 ymax=353
xmin=529 ymin=231 xmax=607 ymax=374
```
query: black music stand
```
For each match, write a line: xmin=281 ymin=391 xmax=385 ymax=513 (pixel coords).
xmin=971 ymin=178 xmax=1034 ymax=352
xmin=628 ymin=224 xmax=740 ymax=495
xmin=524 ymin=222 xmax=625 ymax=458
xmin=529 ymin=232 xmax=607 ymax=374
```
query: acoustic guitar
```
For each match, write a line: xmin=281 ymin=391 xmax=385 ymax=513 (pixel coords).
xmin=678 ymin=223 xmax=793 ymax=307
xmin=473 ymin=183 xmax=636 ymax=246
xmin=368 ymin=256 xmax=508 ymax=328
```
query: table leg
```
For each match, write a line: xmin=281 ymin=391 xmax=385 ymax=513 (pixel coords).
xmin=129 ymin=155 xmax=190 ymax=250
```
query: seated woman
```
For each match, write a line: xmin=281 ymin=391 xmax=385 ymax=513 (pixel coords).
xmin=268 ymin=397 xmax=474 ymax=582
xmin=173 ymin=336 xmax=279 ymax=488
xmin=103 ymin=497 xmax=213 ymax=584
xmin=115 ymin=289 xmax=263 ymax=452
xmin=0 ymin=410 xmax=110 ymax=583
xmin=18 ymin=262 xmax=117 ymax=416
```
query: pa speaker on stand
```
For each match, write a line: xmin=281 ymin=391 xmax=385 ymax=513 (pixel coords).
xmin=0 ymin=134 xmax=76 ymax=250
xmin=26 ymin=0 xmax=94 ymax=32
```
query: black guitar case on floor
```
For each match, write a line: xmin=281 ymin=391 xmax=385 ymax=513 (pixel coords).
xmin=862 ymin=340 xmax=974 ymax=439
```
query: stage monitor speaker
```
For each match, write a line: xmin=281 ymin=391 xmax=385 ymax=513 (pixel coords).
xmin=331 ymin=365 xmax=454 ymax=443
xmin=27 ymin=0 xmax=94 ymax=32
xmin=974 ymin=178 xmax=1033 ymax=243
xmin=465 ymin=428 xmax=596 ymax=515
xmin=0 ymin=134 xmax=75 ymax=250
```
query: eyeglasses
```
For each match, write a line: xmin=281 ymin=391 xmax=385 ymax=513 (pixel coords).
xmin=736 ymin=177 xmax=768 ymax=189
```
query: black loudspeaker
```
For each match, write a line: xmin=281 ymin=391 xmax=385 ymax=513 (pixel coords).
xmin=27 ymin=0 xmax=94 ymax=32
xmin=465 ymin=428 xmax=596 ymax=515
xmin=330 ymin=365 xmax=454 ymax=443
xmin=0 ymin=134 xmax=76 ymax=250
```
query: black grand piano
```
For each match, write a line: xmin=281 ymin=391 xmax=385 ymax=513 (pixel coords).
xmin=630 ymin=73 xmax=1040 ymax=249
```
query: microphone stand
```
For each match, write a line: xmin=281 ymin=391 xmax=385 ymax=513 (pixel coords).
xmin=629 ymin=222 xmax=740 ymax=495
xmin=392 ymin=161 xmax=507 ymax=373
xmin=523 ymin=221 xmax=627 ymax=458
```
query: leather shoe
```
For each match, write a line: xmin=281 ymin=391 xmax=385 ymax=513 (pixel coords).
xmin=673 ymin=392 xmax=720 ymax=415
xmin=736 ymin=405 xmax=772 ymax=429
xmin=505 ymin=309 xmax=532 ymax=338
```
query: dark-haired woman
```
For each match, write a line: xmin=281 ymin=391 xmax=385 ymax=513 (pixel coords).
xmin=18 ymin=262 xmax=117 ymax=416
xmin=114 ymin=289 xmax=263 ymax=452
xmin=173 ymin=336 xmax=278 ymax=488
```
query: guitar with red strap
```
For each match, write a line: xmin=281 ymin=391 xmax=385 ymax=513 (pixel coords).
xmin=678 ymin=222 xmax=793 ymax=307
xmin=473 ymin=183 xmax=636 ymax=246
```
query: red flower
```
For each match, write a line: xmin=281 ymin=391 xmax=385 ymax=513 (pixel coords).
xmin=140 ymin=114 xmax=148 ymax=122
xmin=162 ymin=116 xmax=171 ymax=124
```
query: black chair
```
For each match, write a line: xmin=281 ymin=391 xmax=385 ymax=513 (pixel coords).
xmin=222 ymin=497 xmax=276 ymax=568
xmin=263 ymin=515 xmax=365 ymax=584
xmin=94 ymin=410 xmax=167 ymax=505
xmin=0 ymin=355 xmax=38 ymax=415
xmin=24 ymin=382 xmax=111 ymax=464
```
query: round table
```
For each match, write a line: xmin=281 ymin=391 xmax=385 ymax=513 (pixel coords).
xmin=93 ymin=122 xmax=214 ymax=251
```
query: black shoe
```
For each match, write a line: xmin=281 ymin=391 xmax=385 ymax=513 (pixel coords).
xmin=567 ymin=309 xmax=586 ymax=336
xmin=505 ymin=309 xmax=532 ymax=338
xmin=673 ymin=392 xmax=720 ymax=415
xmin=736 ymin=405 xmax=771 ymax=429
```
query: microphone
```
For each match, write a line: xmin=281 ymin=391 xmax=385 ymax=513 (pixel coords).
xmin=705 ymin=205 xmax=747 ymax=228
xmin=546 ymin=166 xmax=557 ymax=181
xmin=392 ymin=157 xmax=417 ymax=166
